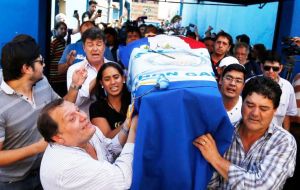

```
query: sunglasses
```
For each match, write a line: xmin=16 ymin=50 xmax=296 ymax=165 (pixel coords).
xmin=263 ymin=65 xmax=280 ymax=72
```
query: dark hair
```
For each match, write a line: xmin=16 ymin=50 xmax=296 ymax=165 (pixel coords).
xmin=104 ymin=27 xmax=118 ymax=45
xmin=95 ymin=62 xmax=127 ymax=99
xmin=82 ymin=27 xmax=105 ymax=43
xmin=242 ymin=76 xmax=282 ymax=109
xmin=126 ymin=26 xmax=141 ymax=38
xmin=261 ymin=50 xmax=282 ymax=65
xmin=216 ymin=31 xmax=233 ymax=46
xmin=203 ymin=36 xmax=215 ymax=42
xmin=146 ymin=24 xmax=158 ymax=35
xmin=54 ymin=21 xmax=67 ymax=30
xmin=253 ymin=43 xmax=266 ymax=61
xmin=222 ymin=64 xmax=247 ymax=81
xmin=89 ymin=0 xmax=97 ymax=5
xmin=1 ymin=35 xmax=40 ymax=81
xmin=37 ymin=99 xmax=64 ymax=143
xmin=80 ymin=21 xmax=96 ymax=32
xmin=236 ymin=34 xmax=250 ymax=45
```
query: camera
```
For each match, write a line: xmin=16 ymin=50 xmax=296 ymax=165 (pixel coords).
xmin=282 ymin=36 xmax=300 ymax=56
xmin=97 ymin=9 xmax=102 ymax=16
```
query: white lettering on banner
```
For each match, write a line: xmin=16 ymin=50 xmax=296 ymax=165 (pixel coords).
xmin=127 ymin=46 xmax=216 ymax=92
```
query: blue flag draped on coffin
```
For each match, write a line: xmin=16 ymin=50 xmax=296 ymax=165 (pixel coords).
xmin=121 ymin=35 xmax=234 ymax=190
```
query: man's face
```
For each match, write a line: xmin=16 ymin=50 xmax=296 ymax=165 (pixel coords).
xmin=242 ymin=92 xmax=276 ymax=134
xmin=214 ymin=36 xmax=231 ymax=56
xmin=89 ymin=3 xmax=97 ymax=13
xmin=105 ymin=33 xmax=114 ymax=46
xmin=126 ymin=32 xmax=140 ymax=44
xmin=83 ymin=38 xmax=105 ymax=64
xmin=56 ymin=24 xmax=67 ymax=38
xmin=29 ymin=55 xmax=45 ymax=82
xmin=262 ymin=61 xmax=282 ymax=81
xmin=219 ymin=70 xmax=244 ymax=99
xmin=234 ymin=47 xmax=248 ymax=65
xmin=51 ymin=101 xmax=96 ymax=147
xmin=204 ymin=39 xmax=214 ymax=54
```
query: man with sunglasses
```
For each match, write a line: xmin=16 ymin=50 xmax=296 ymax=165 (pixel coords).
xmin=261 ymin=50 xmax=297 ymax=130
xmin=0 ymin=35 xmax=87 ymax=189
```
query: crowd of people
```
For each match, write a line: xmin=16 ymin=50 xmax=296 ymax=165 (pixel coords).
xmin=0 ymin=0 xmax=299 ymax=189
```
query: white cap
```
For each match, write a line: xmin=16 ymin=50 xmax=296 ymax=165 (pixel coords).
xmin=55 ymin=13 xmax=66 ymax=23
xmin=219 ymin=56 xmax=240 ymax=68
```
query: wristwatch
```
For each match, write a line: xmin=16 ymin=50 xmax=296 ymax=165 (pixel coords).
xmin=70 ymin=84 xmax=82 ymax=91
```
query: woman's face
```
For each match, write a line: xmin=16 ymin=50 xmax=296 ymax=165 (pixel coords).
xmin=101 ymin=67 xmax=125 ymax=97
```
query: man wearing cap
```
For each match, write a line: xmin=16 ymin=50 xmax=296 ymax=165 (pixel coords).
xmin=219 ymin=62 xmax=246 ymax=126
xmin=260 ymin=51 xmax=297 ymax=130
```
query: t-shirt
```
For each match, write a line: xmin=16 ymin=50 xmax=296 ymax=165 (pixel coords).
xmin=89 ymin=95 xmax=130 ymax=130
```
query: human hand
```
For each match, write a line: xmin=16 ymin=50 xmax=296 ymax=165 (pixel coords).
xmin=72 ymin=66 xmax=88 ymax=87
xmin=67 ymin=50 xmax=76 ymax=66
xmin=193 ymin=133 xmax=221 ymax=164
xmin=33 ymin=139 xmax=48 ymax=154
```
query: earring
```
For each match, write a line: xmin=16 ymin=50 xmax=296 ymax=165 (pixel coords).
xmin=123 ymin=81 xmax=125 ymax=84
xmin=101 ymin=86 xmax=104 ymax=88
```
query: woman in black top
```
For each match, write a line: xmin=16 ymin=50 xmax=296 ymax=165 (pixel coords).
xmin=89 ymin=62 xmax=131 ymax=138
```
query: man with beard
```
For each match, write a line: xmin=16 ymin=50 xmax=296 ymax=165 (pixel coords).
xmin=219 ymin=63 xmax=246 ymax=126
xmin=260 ymin=51 xmax=297 ymax=130
xmin=0 ymin=35 xmax=87 ymax=190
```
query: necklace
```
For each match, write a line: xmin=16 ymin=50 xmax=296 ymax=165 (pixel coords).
xmin=107 ymin=98 xmax=121 ymax=113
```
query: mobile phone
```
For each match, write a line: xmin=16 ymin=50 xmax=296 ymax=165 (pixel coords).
xmin=97 ymin=9 xmax=102 ymax=16
xmin=73 ymin=10 xmax=78 ymax=18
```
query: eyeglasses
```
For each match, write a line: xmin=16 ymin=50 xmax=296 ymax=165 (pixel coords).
xmin=263 ymin=65 xmax=280 ymax=72
xmin=31 ymin=57 xmax=45 ymax=65
xmin=223 ymin=75 xmax=244 ymax=84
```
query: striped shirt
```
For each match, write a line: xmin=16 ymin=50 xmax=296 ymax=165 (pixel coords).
xmin=208 ymin=122 xmax=297 ymax=189
xmin=40 ymin=127 xmax=134 ymax=190
xmin=0 ymin=76 xmax=59 ymax=182
xmin=49 ymin=38 xmax=66 ymax=83
xmin=292 ymin=73 xmax=300 ymax=123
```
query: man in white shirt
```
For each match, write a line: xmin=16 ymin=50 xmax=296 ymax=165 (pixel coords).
xmin=261 ymin=51 xmax=297 ymax=130
xmin=67 ymin=27 xmax=114 ymax=115
xmin=219 ymin=63 xmax=246 ymax=126
xmin=37 ymin=99 xmax=137 ymax=190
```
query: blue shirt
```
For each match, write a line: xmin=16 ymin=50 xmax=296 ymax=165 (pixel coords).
xmin=58 ymin=40 xmax=114 ymax=65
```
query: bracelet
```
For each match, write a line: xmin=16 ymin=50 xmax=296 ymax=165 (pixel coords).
xmin=70 ymin=83 xmax=82 ymax=91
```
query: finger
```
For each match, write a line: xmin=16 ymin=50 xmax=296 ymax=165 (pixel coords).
xmin=206 ymin=133 xmax=214 ymax=142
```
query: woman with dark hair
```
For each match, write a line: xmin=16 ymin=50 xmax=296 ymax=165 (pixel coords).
xmin=89 ymin=62 xmax=131 ymax=138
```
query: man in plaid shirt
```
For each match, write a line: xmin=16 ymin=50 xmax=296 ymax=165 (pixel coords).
xmin=194 ymin=76 xmax=297 ymax=189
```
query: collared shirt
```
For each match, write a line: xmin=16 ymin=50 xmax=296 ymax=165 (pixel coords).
xmin=0 ymin=76 xmax=59 ymax=182
xmin=272 ymin=77 xmax=297 ymax=126
xmin=226 ymin=96 xmax=242 ymax=126
xmin=40 ymin=127 xmax=134 ymax=190
xmin=66 ymin=58 xmax=112 ymax=115
xmin=208 ymin=122 xmax=297 ymax=189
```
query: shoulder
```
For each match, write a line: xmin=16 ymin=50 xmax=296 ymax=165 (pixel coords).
xmin=271 ymin=124 xmax=296 ymax=148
